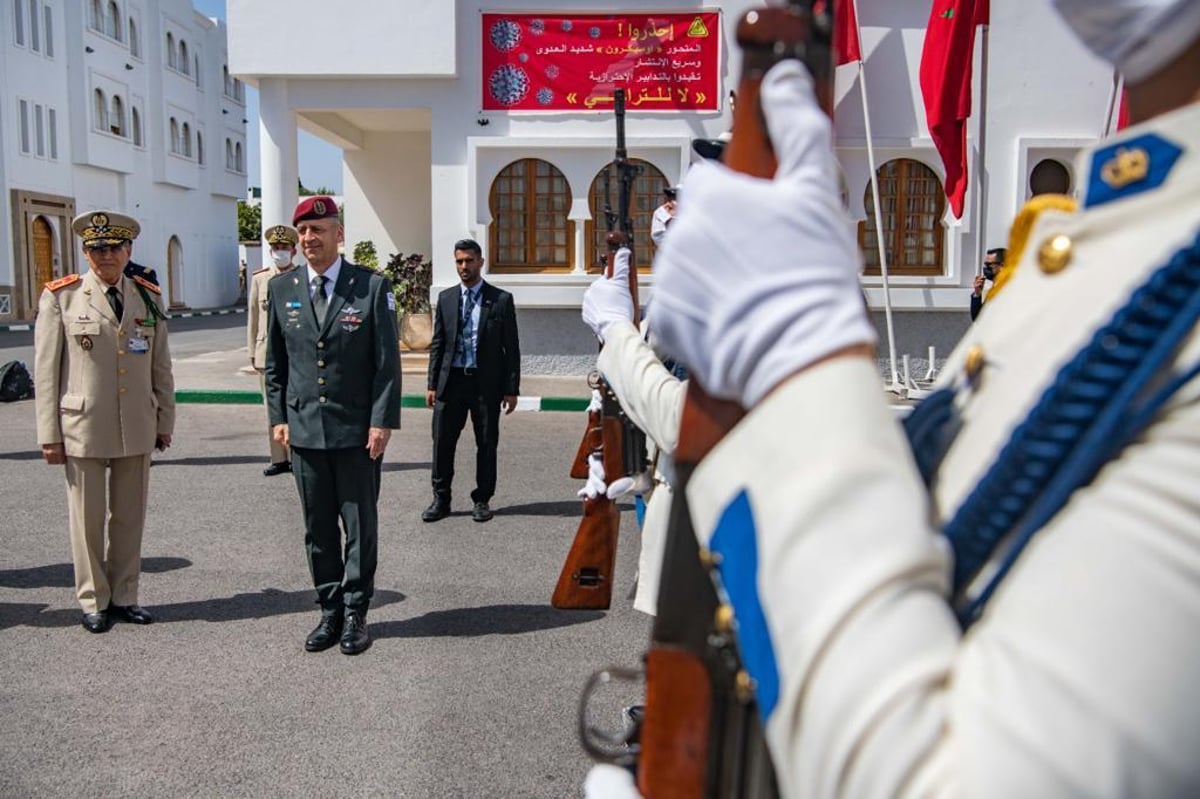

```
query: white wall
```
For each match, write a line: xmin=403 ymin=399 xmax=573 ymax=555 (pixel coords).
xmin=2 ymin=0 xmax=247 ymax=314
xmin=343 ymin=129 xmax=433 ymax=265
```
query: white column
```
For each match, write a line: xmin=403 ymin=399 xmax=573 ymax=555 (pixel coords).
xmin=258 ymin=78 xmax=298 ymax=268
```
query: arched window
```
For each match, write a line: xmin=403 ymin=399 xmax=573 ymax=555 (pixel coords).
xmin=90 ymin=0 xmax=103 ymax=31
xmin=110 ymin=95 xmax=124 ymax=137
xmin=196 ymin=132 xmax=204 ymax=165
xmin=131 ymin=107 xmax=142 ymax=146
xmin=194 ymin=55 xmax=201 ymax=86
xmin=166 ymin=32 xmax=176 ymax=69
xmin=179 ymin=40 xmax=189 ymax=75
xmin=181 ymin=122 xmax=191 ymax=157
xmin=105 ymin=1 xmax=119 ymax=40
xmin=93 ymin=88 xmax=108 ymax=132
xmin=128 ymin=17 xmax=139 ymax=57
xmin=169 ymin=117 xmax=180 ymax=154
xmin=223 ymin=65 xmax=232 ymax=96
xmin=225 ymin=138 xmax=233 ymax=169
xmin=584 ymin=159 xmax=669 ymax=273
xmin=235 ymin=141 xmax=244 ymax=172
xmin=488 ymin=158 xmax=572 ymax=272
xmin=29 ymin=0 xmax=39 ymax=51
xmin=858 ymin=158 xmax=945 ymax=277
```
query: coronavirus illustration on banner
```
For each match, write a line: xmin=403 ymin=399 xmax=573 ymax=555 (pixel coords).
xmin=481 ymin=12 xmax=722 ymax=112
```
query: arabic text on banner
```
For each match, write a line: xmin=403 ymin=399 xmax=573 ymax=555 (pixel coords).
xmin=481 ymin=13 xmax=722 ymax=112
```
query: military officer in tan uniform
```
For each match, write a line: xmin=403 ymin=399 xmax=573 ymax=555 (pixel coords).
xmin=248 ymin=224 xmax=298 ymax=476
xmin=34 ymin=211 xmax=175 ymax=634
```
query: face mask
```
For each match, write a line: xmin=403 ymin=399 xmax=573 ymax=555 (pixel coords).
xmin=270 ymin=249 xmax=293 ymax=268
xmin=1050 ymin=0 xmax=1200 ymax=84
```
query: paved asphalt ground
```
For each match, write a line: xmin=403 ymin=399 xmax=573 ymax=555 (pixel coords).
xmin=0 ymin=315 xmax=651 ymax=798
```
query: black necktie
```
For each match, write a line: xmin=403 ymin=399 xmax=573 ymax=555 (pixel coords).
xmin=106 ymin=286 xmax=123 ymax=322
xmin=312 ymin=275 xmax=329 ymax=322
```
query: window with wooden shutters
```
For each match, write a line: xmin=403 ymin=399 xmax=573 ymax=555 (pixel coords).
xmin=488 ymin=158 xmax=572 ymax=273
xmin=858 ymin=158 xmax=945 ymax=277
xmin=583 ymin=159 xmax=668 ymax=273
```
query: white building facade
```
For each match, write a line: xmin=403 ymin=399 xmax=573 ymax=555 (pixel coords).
xmin=228 ymin=0 xmax=1113 ymax=368
xmin=1 ymin=0 xmax=247 ymax=323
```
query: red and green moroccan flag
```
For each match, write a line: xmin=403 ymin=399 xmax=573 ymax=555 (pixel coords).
xmin=919 ymin=0 xmax=987 ymax=218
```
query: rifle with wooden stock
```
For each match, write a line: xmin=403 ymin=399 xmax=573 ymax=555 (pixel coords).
xmin=576 ymin=3 xmax=837 ymax=795
xmin=553 ymin=87 xmax=646 ymax=611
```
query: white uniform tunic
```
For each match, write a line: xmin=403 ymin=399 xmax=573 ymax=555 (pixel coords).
xmin=685 ymin=101 xmax=1200 ymax=797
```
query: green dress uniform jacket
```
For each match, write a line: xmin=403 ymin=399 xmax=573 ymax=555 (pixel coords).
xmin=263 ymin=259 xmax=400 ymax=613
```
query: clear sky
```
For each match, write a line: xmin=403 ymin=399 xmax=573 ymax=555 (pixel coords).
xmin=192 ymin=0 xmax=344 ymax=193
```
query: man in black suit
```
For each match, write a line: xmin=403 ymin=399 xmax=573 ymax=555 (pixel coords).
xmin=264 ymin=196 xmax=400 ymax=655
xmin=423 ymin=238 xmax=520 ymax=524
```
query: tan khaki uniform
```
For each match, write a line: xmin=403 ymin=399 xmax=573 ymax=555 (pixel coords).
xmin=247 ymin=264 xmax=295 ymax=463
xmin=34 ymin=271 xmax=175 ymax=613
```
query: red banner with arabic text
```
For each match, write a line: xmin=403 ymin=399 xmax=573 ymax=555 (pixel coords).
xmin=481 ymin=12 xmax=721 ymax=112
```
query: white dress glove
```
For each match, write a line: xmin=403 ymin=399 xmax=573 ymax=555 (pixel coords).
xmin=583 ymin=764 xmax=643 ymax=799
xmin=648 ymin=61 xmax=875 ymax=408
xmin=576 ymin=453 xmax=651 ymax=500
xmin=582 ymin=247 xmax=635 ymax=343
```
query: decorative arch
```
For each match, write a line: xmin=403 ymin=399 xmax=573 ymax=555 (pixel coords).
xmin=178 ymin=40 xmax=189 ymax=74
xmin=166 ymin=32 xmax=176 ymax=69
xmin=858 ymin=158 xmax=946 ymax=277
xmin=31 ymin=215 xmax=55 ymax=296
xmin=196 ymin=131 xmax=204 ymax=165
xmin=128 ymin=16 xmax=139 ymax=56
xmin=110 ymin=95 xmax=124 ymax=137
xmin=131 ymin=106 xmax=142 ymax=146
xmin=583 ymin=158 xmax=669 ymax=273
xmin=169 ymin=117 xmax=180 ymax=153
xmin=90 ymin=0 xmax=103 ymax=31
xmin=234 ymin=141 xmax=243 ymax=172
xmin=105 ymin=1 xmax=120 ymax=40
xmin=93 ymin=88 xmax=108 ymax=132
xmin=487 ymin=158 xmax=572 ymax=273
xmin=181 ymin=122 xmax=191 ymax=157
xmin=167 ymin=235 xmax=184 ymax=307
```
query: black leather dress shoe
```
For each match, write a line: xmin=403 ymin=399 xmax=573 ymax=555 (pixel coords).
xmin=81 ymin=611 xmax=111 ymax=634
xmin=340 ymin=610 xmax=371 ymax=655
xmin=263 ymin=461 xmax=292 ymax=477
xmin=304 ymin=614 xmax=343 ymax=652
xmin=110 ymin=604 xmax=153 ymax=624
xmin=472 ymin=501 xmax=493 ymax=523
xmin=421 ymin=499 xmax=450 ymax=522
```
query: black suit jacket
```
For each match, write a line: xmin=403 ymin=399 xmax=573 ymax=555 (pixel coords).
xmin=264 ymin=260 xmax=401 ymax=449
xmin=427 ymin=280 xmax=520 ymax=400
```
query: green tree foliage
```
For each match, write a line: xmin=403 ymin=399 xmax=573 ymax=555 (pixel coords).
xmin=237 ymin=201 xmax=261 ymax=243
xmin=352 ymin=240 xmax=379 ymax=271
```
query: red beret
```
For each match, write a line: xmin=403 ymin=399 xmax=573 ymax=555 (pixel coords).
xmin=292 ymin=196 xmax=339 ymax=226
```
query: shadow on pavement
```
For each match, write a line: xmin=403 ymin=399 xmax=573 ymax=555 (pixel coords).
xmin=371 ymin=602 xmax=603 ymax=639
xmin=0 ymin=587 xmax=405 ymax=630
xmin=499 ymin=500 xmax=634 ymax=518
xmin=153 ymin=455 xmax=265 ymax=467
xmin=0 ymin=450 xmax=43 ymax=461
xmin=0 ymin=556 xmax=192 ymax=588
xmin=382 ymin=460 xmax=432 ymax=473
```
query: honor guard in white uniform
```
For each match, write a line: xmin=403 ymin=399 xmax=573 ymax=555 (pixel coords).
xmin=587 ymin=1 xmax=1200 ymax=796
xmin=34 ymin=211 xmax=175 ymax=634
xmin=248 ymin=224 xmax=299 ymax=476
xmin=580 ymin=247 xmax=685 ymax=616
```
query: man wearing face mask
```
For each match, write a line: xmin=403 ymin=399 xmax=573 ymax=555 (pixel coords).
xmin=585 ymin=1 xmax=1200 ymax=796
xmin=248 ymin=224 xmax=299 ymax=476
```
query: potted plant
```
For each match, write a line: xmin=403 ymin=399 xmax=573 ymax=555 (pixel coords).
xmin=382 ymin=251 xmax=433 ymax=351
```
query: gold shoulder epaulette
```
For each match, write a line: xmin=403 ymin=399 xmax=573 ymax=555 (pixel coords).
xmin=133 ymin=275 xmax=162 ymax=294
xmin=46 ymin=274 xmax=82 ymax=292
xmin=990 ymin=193 xmax=1079 ymax=301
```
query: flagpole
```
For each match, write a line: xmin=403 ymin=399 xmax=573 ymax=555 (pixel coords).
xmin=852 ymin=0 xmax=901 ymax=392
xmin=975 ymin=14 xmax=990 ymax=281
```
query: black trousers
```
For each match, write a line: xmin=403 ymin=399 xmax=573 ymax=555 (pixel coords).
xmin=431 ymin=369 xmax=502 ymax=504
xmin=290 ymin=445 xmax=381 ymax=613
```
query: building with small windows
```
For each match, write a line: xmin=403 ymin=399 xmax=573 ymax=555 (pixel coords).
xmin=228 ymin=0 xmax=1113 ymax=369
xmin=0 ymin=0 xmax=246 ymax=322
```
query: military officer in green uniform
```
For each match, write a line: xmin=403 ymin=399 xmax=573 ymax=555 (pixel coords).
xmin=34 ymin=211 xmax=175 ymax=634
xmin=264 ymin=196 xmax=400 ymax=655
xmin=248 ymin=223 xmax=299 ymax=476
